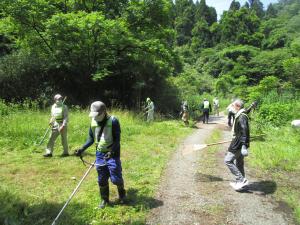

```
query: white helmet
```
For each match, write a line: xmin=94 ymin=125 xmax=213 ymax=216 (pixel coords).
xmin=54 ymin=94 xmax=63 ymax=101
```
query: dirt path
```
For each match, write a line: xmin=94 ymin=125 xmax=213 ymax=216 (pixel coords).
xmin=146 ymin=115 xmax=296 ymax=225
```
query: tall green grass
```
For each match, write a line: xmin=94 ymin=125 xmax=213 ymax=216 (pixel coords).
xmin=249 ymin=91 xmax=300 ymax=223
xmin=0 ymin=106 xmax=193 ymax=225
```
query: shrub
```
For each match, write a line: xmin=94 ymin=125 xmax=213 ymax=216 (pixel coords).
xmin=0 ymin=100 xmax=9 ymax=116
xmin=255 ymin=102 xmax=293 ymax=127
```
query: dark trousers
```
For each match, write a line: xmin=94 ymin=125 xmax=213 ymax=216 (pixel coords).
xmin=203 ymin=109 xmax=209 ymax=124
xmin=228 ymin=112 xmax=235 ymax=126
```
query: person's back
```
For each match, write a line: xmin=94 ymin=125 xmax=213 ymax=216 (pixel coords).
xmin=202 ymin=99 xmax=211 ymax=124
xmin=227 ymin=102 xmax=235 ymax=127
xmin=213 ymin=98 xmax=219 ymax=116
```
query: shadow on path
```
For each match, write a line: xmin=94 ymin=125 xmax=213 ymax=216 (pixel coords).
xmin=240 ymin=180 xmax=277 ymax=195
xmin=195 ymin=172 xmax=230 ymax=182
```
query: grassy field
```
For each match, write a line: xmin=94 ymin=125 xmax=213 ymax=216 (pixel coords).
xmin=249 ymin=125 xmax=300 ymax=223
xmin=0 ymin=108 xmax=193 ymax=225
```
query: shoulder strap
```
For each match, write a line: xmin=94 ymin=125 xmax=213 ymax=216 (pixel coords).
xmin=95 ymin=116 xmax=110 ymax=142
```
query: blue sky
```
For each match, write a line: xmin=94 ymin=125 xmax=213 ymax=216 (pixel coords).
xmin=205 ymin=0 xmax=279 ymax=19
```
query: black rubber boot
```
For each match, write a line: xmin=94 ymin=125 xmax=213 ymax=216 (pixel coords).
xmin=117 ymin=184 xmax=126 ymax=204
xmin=99 ymin=185 xmax=109 ymax=209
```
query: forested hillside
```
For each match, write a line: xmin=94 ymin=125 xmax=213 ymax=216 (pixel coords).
xmin=0 ymin=0 xmax=299 ymax=111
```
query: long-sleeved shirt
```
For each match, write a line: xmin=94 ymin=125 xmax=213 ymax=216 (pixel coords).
xmin=81 ymin=116 xmax=121 ymax=157
xmin=228 ymin=109 xmax=250 ymax=152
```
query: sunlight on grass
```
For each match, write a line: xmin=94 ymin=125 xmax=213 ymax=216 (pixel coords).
xmin=0 ymin=108 xmax=193 ymax=225
xmin=250 ymin=126 xmax=300 ymax=223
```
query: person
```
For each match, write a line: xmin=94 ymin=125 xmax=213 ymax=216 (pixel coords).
xmin=224 ymin=99 xmax=250 ymax=191
xmin=145 ymin=97 xmax=155 ymax=122
xmin=74 ymin=101 xmax=126 ymax=208
xmin=226 ymin=101 xmax=235 ymax=127
xmin=180 ymin=101 xmax=189 ymax=126
xmin=44 ymin=94 xmax=69 ymax=157
xmin=200 ymin=98 xmax=212 ymax=124
xmin=213 ymin=97 xmax=220 ymax=116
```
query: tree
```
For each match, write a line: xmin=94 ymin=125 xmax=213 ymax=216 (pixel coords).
xmin=191 ymin=19 xmax=211 ymax=51
xmin=266 ymin=3 xmax=278 ymax=18
xmin=219 ymin=8 xmax=261 ymax=45
xmin=195 ymin=0 xmax=217 ymax=26
xmin=229 ymin=0 xmax=241 ymax=11
xmin=174 ymin=0 xmax=195 ymax=45
xmin=243 ymin=2 xmax=250 ymax=9
xmin=250 ymin=0 xmax=265 ymax=18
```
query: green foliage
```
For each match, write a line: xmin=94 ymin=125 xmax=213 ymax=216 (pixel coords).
xmin=283 ymin=57 xmax=300 ymax=89
xmin=219 ymin=7 xmax=261 ymax=46
xmin=250 ymin=0 xmax=265 ymax=18
xmin=0 ymin=100 xmax=9 ymax=116
xmin=215 ymin=74 xmax=233 ymax=97
xmin=255 ymin=102 xmax=292 ymax=127
xmin=191 ymin=19 xmax=211 ymax=51
xmin=220 ymin=45 xmax=259 ymax=62
xmin=252 ymin=90 xmax=299 ymax=128
xmin=248 ymin=76 xmax=280 ymax=101
xmin=249 ymin=89 xmax=300 ymax=223
xmin=265 ymin=3 xmax=277 ymax=19
xmin=262 ymin=28 xmax=289 ymax=49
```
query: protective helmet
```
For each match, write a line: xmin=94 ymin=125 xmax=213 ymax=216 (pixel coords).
xmin=89 ymin=101 xmax=106 ymax=117
xmin=54 ymin=94 xmax=63 ymax=101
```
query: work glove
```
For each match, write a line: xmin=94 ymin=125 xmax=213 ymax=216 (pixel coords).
xmin=104 ymin=151 xmax=115 ymax=160
xmin=74 ymin=149 xmax=83 ymax=157
xmin=241 ymin=145 xmax=249 ymax=157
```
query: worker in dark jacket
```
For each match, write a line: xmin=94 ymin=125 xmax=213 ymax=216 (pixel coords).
xmin=224 ymin=99 xmax=250 ymax=191
xmin=200 ymin=98 xmax=212 ymax=124
xmin=74 ymin=101 xmax=126 ymax=208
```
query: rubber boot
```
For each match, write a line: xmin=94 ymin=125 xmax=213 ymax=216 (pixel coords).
xmin=117 ymin=184 xmax=126 ymax=204
xmin=99 ymin=185 xmax=109 ymax=209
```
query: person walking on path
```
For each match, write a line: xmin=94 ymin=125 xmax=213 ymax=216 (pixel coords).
xmin=226 ymin=101 xmax=235 ymax=127
xmin=145 ymin=97 xmax=155 ymax=122
xmin=180 ymin=101 xmax=189 ymax=126
xmin=74 ymin=101 xmax=126 ymax=208
xmin=224 ymin=99 xmax=250 ymax=191
xmin=200 ymin=98 xmax=212 ymax=124
xmin=44 ymin=94 xmax=69 ymax=157
xmin=213 ymin=97 xmax=220 ymax=116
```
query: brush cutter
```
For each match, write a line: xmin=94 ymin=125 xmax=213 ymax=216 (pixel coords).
xmin=36 ymin=97 xmax=67 ymax=146
xmin=51 ymin=156 xmax=106 ymax=225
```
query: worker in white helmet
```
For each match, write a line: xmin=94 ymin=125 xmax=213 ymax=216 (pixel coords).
xmin=43 ymin=94 xmax=69 ymax=157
